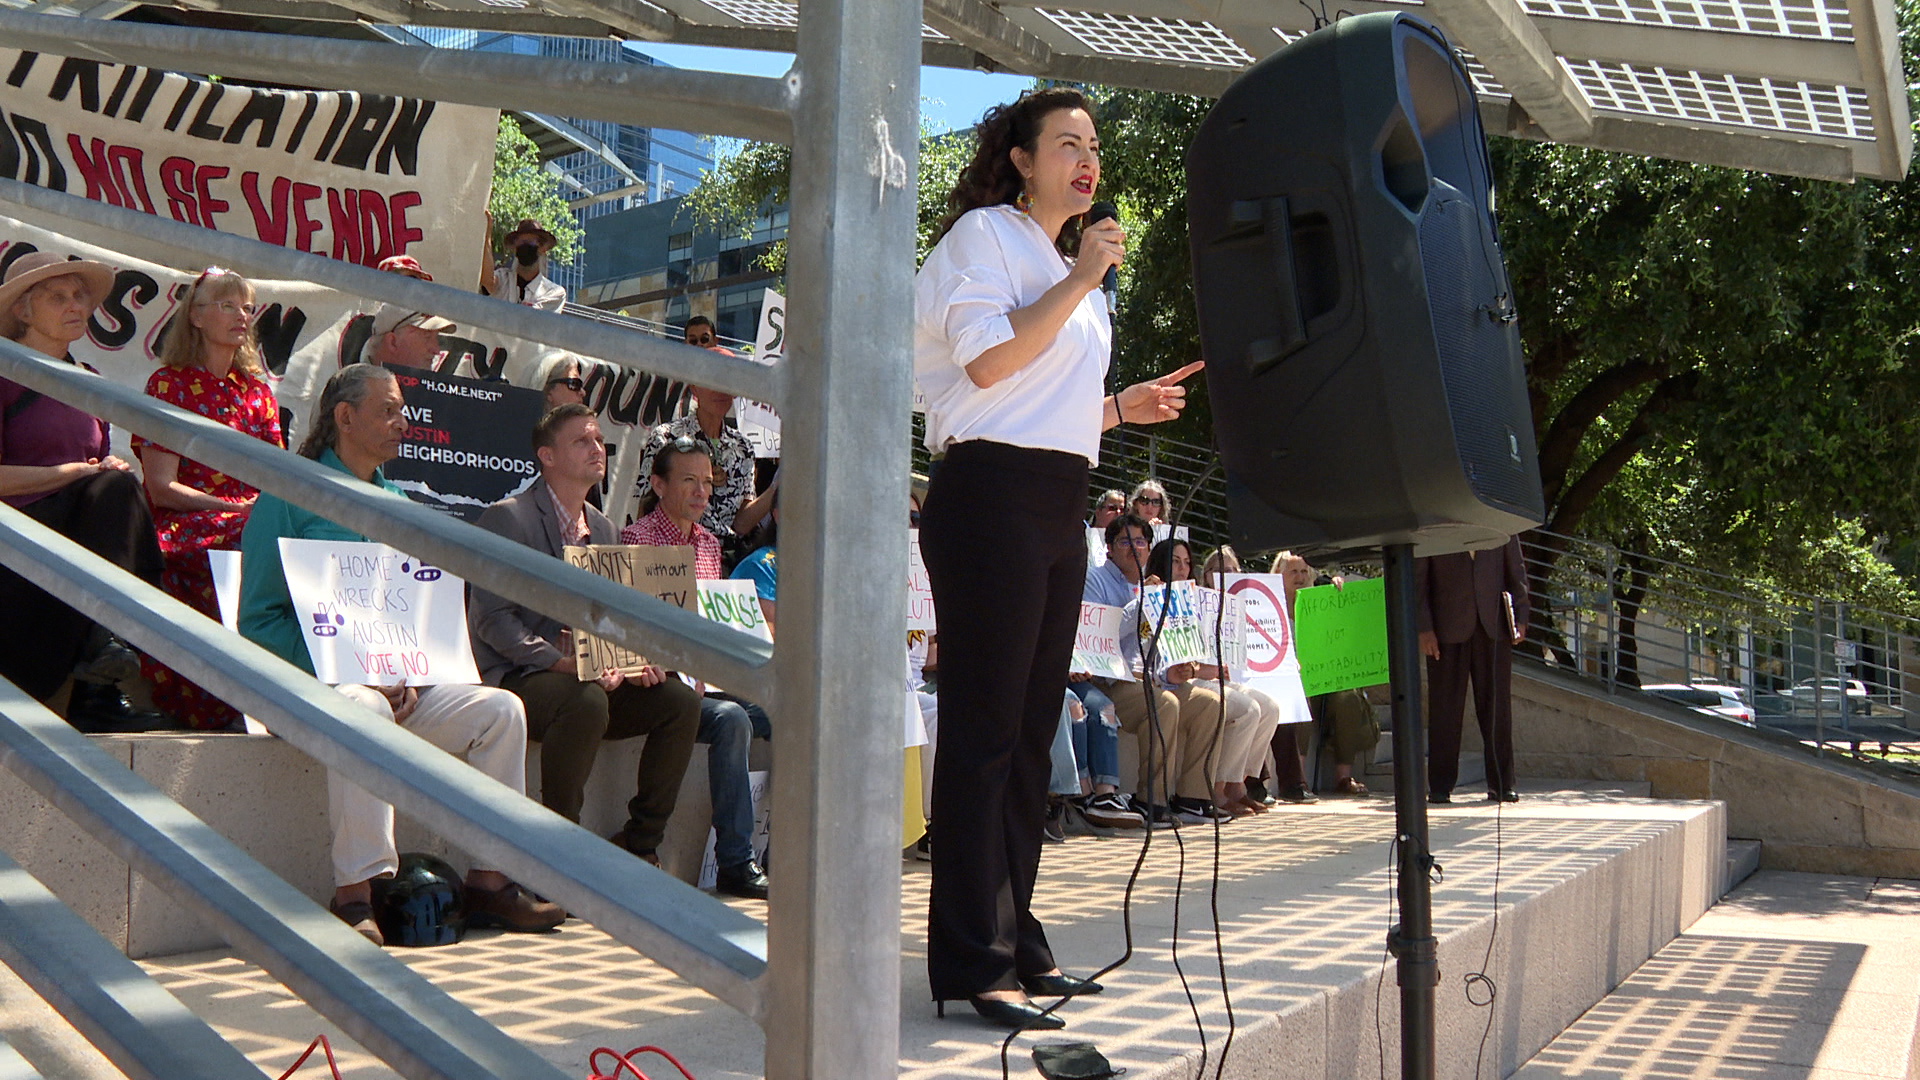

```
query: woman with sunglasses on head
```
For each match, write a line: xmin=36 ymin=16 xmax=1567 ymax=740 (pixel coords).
xmin=915 ymin=87 xmax=1204 ymax=1031
xmin=534 ymin=351 xmax=601 ymax=509
xmin=133 ymin=267 xmax=283 ymax=730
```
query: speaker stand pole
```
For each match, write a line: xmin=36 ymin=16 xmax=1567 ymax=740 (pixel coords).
xmin=1383 ymin=542 xmax=1437 ymax=1080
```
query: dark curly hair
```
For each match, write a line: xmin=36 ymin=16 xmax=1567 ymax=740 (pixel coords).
xmin=937 ymin=87 xmax=1095 ymax=255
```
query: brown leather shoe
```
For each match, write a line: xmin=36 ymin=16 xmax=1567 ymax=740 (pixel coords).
xmin=1335 ymin=776 xmax=1368 ymax=796
xmin=329 ymin=899 xmax=384 ymax=946
xmin=608 ymin=829 xmax=661 ymax=867
xmin=464 ymin=882 xmax=565 ymax=932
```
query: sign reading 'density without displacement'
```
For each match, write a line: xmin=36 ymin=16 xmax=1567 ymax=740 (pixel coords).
xmin=563 ymin=544 xmax=695 ymax=679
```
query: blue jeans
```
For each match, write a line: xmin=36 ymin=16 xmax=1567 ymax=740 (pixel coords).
xmin=1067 ymin=681 xmax=1122 ymax=789
xmin=699 ymin=693 xmax=771 ymax=871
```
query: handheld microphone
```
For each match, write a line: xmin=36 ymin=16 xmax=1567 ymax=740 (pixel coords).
xmin=1087 ymin=201 xmax=1120 ymax=298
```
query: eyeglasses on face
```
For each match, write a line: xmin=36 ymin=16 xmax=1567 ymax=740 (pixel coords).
xmin=687 ymin=333 xmax=715 ymax=346
xmin=545 ymin=376 xmax=585 ymax=391
xmin=1136 ymin=497 xmax=1164 ymax=507
xmin=1116 ymin=536 xmax=1151 ymax=548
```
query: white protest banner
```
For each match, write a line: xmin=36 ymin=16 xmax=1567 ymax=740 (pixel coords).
xmin=562 ymin=545 xmax=696 ymax=678
xmin=0 ymin=216 xmax=693 ymax=527
xmin=1192 ymin=587 xmax=1249 ymax=678
xmin=1150 ymin=523 xmax=1191 ymax=547
xmin=907 ymin=530 xmax=936 ymax=633
xmin=736 ymin=288 xmax=783 ymax=458
xmin=1223 ymin=573 xmax=1313 ymax=724
xmin=1070 ymin=602 xmax=1133 ymax=681
xmin=0 ymin=49 xmax=495 ymax=285
xmin=1136 ymin=580 xmax=1210 ymax=671
xmin=278 ymin=538 xmax=478 ymax=685
xmin=1086 ymin=527 xmax=1107 ymax=568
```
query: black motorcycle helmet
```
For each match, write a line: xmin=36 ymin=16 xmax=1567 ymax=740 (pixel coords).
xmin=371 ymin=853 xmax=466 ymax=947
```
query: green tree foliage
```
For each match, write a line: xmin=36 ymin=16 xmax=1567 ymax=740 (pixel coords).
xmin=487 ymin=116 xmax=584 ymax=265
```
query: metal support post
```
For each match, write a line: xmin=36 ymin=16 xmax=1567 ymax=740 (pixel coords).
xmin=1812 ymin=600 xmax=1826 ymax=752
xmin=1383 ymin=544 xmax=1437 ymax=1080
xmin=762 ymin=0 xmax=919 ymax=1076
xmin=1603 ymin=547 xmax=1619 ymax=693
xmin=1837 ymin=602 xmax=1853 ymax=733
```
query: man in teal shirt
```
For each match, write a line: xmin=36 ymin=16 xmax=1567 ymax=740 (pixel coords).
xmin=240 ymin=363 xmax=561 ymax=945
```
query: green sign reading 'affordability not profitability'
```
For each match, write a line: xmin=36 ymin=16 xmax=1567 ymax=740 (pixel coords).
xmin=1293 ymin=578 xmax=1390 ymax=696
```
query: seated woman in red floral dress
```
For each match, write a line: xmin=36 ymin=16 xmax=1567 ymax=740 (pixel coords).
xmin=134 ymin=268 xmax=282 ymax=730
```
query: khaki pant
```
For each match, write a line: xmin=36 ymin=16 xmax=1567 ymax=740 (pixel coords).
xmin=1211 ymin=683 xmax=1281 ymax=785
xmin=329 ymin=683 xmax=527 ymax=887
xmin=1106 ymin=680 xmax=1220 ymax=803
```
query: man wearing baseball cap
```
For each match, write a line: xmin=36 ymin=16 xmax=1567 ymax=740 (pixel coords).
xmin=361 ymin=305 xmax=457 ymax=368
xmin=481 ymin=218 xmax=566 ymax=311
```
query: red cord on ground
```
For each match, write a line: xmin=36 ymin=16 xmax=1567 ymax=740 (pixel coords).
xmin=587 ymin=1045 xmax=698 ymax=1080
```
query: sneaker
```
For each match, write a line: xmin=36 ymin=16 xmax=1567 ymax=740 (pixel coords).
xmin=1171 ymin=796 xmax=1234 ymax=824
xmin=329 ymin=899 xmax=384 ymax=946
xmin=1127 ymin=795 xmax=1181 ymax=829
xmin=1080 ymin=793 xmax=1147 ymax=830
xmin=715 ymin=859 xmax=771 ymax=901
xmin=463 ymin=881 xmax=565 ymax=932
xmin=1042 ymin=797 xmax=1067 ymax=843
xmin=1277 ymin=783 xmax=1319 ymax=804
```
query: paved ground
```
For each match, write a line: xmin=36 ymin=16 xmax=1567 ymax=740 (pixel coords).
xmin=1513 ymin=871 xmax=1920 ymax=1080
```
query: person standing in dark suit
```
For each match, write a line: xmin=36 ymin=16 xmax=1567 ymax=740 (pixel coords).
xmin=1416 ymin=536 xmax=1529 ymax=803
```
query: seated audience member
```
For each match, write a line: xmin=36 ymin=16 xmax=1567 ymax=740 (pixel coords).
xmin=622 ymin=439 xmax=771 ymax=901
xmin=633 ymin=383 xmax=775 ymax=565
xmin=533 ymin=352 xmax=601 ymax=509
xmin=1089 ymin=489 xmax=1127 ymax=530
xmin=1263 ymin=550 xmax=1345 ymax=803
xmin=238 ymin=364 xmax=561 ymax=944
xmin=1081 ymin=513 xmax=1222 ymax=827
xmin=1129 ymin=480 xmax=1168 ymax=526
xmin=134 ymin=268 xmax=283 ymax=731
xmin=482 ymin=218 xmax=566 ymax=311
xmin=469 ymin=403 xmax=702 ymax=865
xmin=0 ymin=251 xmax=167 ymax=729
xmin=361 ymin=305 xmax=456 ymax=368
xmin=375 ymin=255 xmax=432 ymax=281
xmin=1310 ymin=687 xmax=1379 ymax=796
xmin=1155 ymin=541 xmax=1282 ymax=815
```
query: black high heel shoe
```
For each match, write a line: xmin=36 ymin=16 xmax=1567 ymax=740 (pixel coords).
xmin=1020 ymin=972 xmax=1104 ymax=998
xmin=934 ymin=995 xmax=1067 ymax=1030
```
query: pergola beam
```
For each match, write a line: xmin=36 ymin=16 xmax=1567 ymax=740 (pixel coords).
xmin=922 ymin=0 xmax=1051 ymax=71
xmin=1481 ymin=99 xmax=1876 ymax=181
xmin=1424 ymin=0 xmax=1595 ymax=140
xmin=537 ymin=0 xmax=678 ymax=40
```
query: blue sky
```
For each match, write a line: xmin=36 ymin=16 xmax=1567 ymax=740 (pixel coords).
xmin=632 ymin=42 xmax=1036 ymax=141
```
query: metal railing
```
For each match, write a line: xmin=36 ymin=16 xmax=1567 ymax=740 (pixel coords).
xmin=1518 ymin=529 xmax=1920 ymax=768
xmin=0 ymin=4 xmax=917 ymax=1079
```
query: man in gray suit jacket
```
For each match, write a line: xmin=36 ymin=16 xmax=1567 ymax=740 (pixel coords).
xmin=1416 ymin=535 xmax=1530 ymax=804
xmin=469 ymin=404 xmax=702 ymax=864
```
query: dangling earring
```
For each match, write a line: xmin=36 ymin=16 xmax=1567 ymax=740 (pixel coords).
xmin=1014 ymin=189 xmax=1033 ymax=214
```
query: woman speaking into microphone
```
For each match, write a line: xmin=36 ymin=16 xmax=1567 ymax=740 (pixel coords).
xmin=916 ymin=87 xmax=1202 ymax=1030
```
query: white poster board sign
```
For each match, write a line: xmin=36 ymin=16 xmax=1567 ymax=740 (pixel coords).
xmin=697 ymin=578 xmax=772 ymax=642
xmin=737 ymin=288 xmax=784 ymax=458
xmin=1070 ymin=602 xmax=1134 ymax=681
xmin=1223 ymin=573 xmax=1313 ymax=725
xmin=1150 ymin=523 xmax=1191 ymax=547
xmin=1192 ymin=587 xmax=1250 ymax=679
xmin=907 ymin=531 xmax=936 ymax=633
xmin=1136 ymin=580 xmax=1210 ymax=671
xmin=1086 ymin=527 xmax=1107 ymax=568
xmin=278 ymin=538 xmax=478 ymax=685
xmin=206 ymin=549 xmax=268 ymax=734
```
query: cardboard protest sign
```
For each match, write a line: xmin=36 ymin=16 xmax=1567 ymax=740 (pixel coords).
xmin=1294 ymin=577 xmax=1390 ymax=696
xmin=0 ymin=49 xmax=494 ymax=284
xmin=561 ymin=545 xmax=695 ymax=679
xmin=1192 ymin=587 xmax=1249 ymax=677
xmin=907 ymin=531 xmax=936 ymax=633
xmin=1136 ymin=581 xmax=1210 ymax=671
xmin=1070 ymin=602 xmax=1133 ymax=681
xmin=0 ymin=216 xmax=693 ymax=529
xmin=736 ymin=288 xmax=783 ymax=458
xmin=278 ymin=538 xmax=478 ymax=685
xmin=383 ymin=365 xmax=542 ymax=521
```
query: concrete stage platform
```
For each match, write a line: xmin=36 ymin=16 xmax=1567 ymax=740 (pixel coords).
xmin=0 ymin=782 xmax=1725 ymax=1080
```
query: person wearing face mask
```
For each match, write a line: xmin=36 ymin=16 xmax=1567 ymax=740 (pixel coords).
xmin=133 ymin=267 xmax=283 ymax=730
xmin=0 ymin=251 xmax=167 ymax=730
xmin=481 ymin=218 xmax=566 ymax=311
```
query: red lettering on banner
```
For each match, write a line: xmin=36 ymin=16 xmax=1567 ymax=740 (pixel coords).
xmin=107 ymin=146 xmax=155 ymax=215
xmin=388 ymin=191 xmax=423 ymax=255
xmin=357 ymin=190 xmax=391 ymax=263
xmin=241 ymin=172 xmax=290 ymax=246
xmin=327 ymin=188 xmax=360 ymax=263
xmin=68 ymin=136 xmax=124 ymax=207
xmin=193 ymin=164 xmax=230 ymax=230
xmin=159 ymin=156 xmax=199 ymax=225
xmin=290 ymin=181 xmax=322 ymax=252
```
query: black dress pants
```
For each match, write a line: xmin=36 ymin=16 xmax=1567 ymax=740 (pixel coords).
xmin=920 ymin=440 xmax=1087 ymax=1001
xmin=0 ymin=470 xmax=162 ymax=700
xmin=1426 ymin=624 xmax=1514 ymax=796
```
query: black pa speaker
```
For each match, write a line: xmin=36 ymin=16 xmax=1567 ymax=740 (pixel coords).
xmin=1186 ymin=13 xmax=1544 ymax=560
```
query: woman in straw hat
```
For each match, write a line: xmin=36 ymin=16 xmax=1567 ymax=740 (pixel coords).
xmin=133 ymin=267 xmax=282 ymax=731
xmin=0 ymin=250 xmax=168 ymax=730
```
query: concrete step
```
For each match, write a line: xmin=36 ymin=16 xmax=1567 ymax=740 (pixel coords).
xmin=1513 ymin=870 xmax=1920 ymax=1080
xmin=1728 ymin=838 xmax=1763 ymax=894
